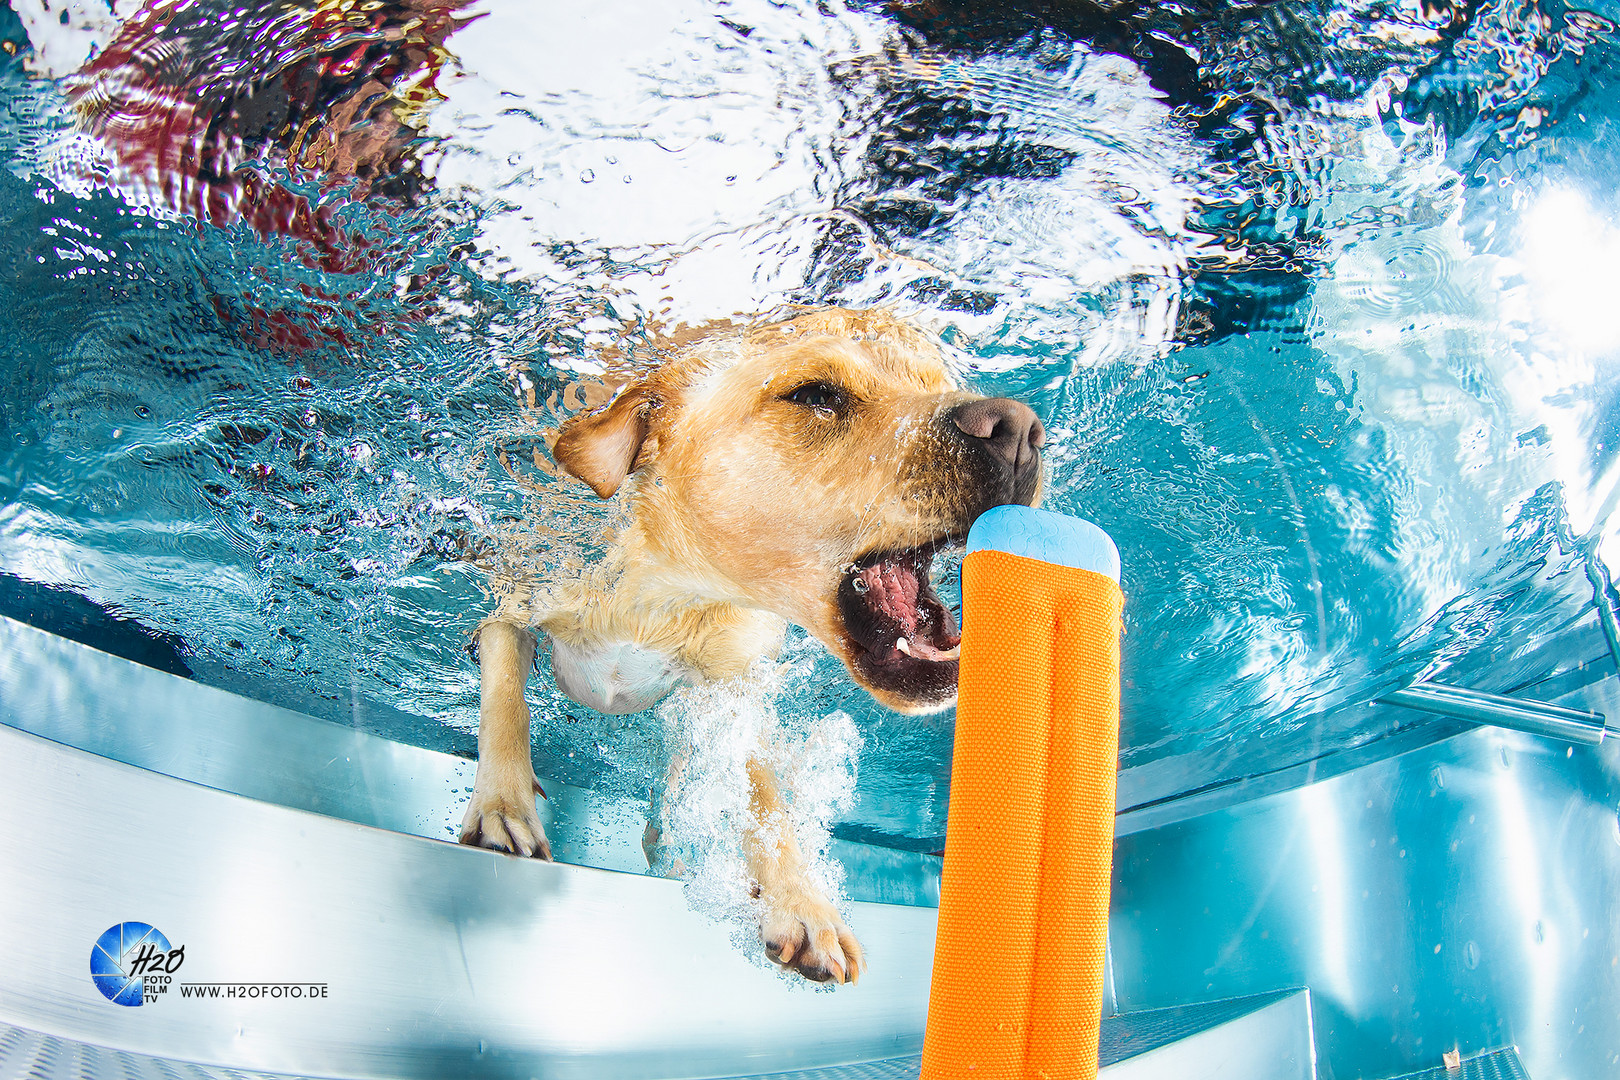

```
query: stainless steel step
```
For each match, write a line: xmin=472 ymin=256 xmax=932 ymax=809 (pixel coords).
xmin=1 ymin=1021 xmax=299 ymax=1080
xmin=0 ymin=715 xmax=1318 ymax=1079
xmin=750 ymin=988 xmax=1321 ymax=1078
xmin=0 ymin=614 xmax=940 ymax=905
xmin=0 ymin=719 xmax=938 ymax=1080
xmin=1099 ymin=989 xmax=1315 ymax=1078
xmin=1108 ymin=711 xmax=1620 ymax=1080
xmin=0 ymin=990 xmax=1318 ymax=1080
xmin=0 ymin=617 xmax=1326 ymax=1079
xmin=0 ymin=1019 xmax=939 ymax=1080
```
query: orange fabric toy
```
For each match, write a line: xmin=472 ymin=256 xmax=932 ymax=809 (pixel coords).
xmin=922 ymin=506 xmax=1123 ymax=1080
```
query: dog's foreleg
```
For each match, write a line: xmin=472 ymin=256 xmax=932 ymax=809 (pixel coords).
xmin=744 ymin=758 xmax=864 ymax=984
xmin=460 ymin=621 xmax=551 ymax=860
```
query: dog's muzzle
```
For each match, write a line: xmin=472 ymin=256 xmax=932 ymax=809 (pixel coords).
xmin=947 ymin=397 xmax=1045 ymax=509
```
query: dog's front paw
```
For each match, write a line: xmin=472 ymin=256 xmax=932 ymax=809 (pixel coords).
xmin=459 ymin=771 xmax=551 ymax=860
xmin=759 ymin=884 xmax=864 ymax=985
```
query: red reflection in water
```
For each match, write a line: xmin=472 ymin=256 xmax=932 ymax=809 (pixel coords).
xmin=64 ymin=0 xmax=476 ymax=352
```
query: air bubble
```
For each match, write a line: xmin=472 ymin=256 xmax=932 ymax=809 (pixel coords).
xmin=654 ymin=670 xmax=860 ymax=952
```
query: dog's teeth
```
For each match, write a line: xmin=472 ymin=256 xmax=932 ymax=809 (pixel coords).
xmin=896 ymin=637 xmax=960 ymax=662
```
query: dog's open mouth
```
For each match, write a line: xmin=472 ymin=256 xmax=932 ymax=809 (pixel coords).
xmin=836 ymin=541 xmax=962 ymax=707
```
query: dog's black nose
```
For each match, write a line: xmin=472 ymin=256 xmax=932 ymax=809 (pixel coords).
xmin=950 ymin=397 xmax=1045 ymax=474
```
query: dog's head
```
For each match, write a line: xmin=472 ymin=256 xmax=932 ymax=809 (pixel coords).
xmin=551 ymin=308 xmax=1042 ymax=714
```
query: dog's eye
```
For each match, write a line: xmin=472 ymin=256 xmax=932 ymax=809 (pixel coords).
xmin=786 ymin=383 xmax=845 ymax=412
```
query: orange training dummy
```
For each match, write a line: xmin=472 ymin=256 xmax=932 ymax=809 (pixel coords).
xmin=922 ymin=504 xmax=1123 ymax=1080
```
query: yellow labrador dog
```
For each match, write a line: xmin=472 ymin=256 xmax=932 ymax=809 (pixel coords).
xmin=462 ymin=308 xmax=1043 ymax=984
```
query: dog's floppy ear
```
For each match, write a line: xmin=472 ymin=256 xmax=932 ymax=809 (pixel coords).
xmin=552 ymin=384 xmax=653 ymax=498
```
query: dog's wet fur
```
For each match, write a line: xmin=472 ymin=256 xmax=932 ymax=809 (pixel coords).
xmin=463 ymin=308 xmax=1042 ymax=984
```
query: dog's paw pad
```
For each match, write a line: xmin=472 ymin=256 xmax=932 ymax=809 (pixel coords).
xmin=760 ymin=893 xmax=864 ymax=985
xmin=459 ymin=788 xmax=551 ymax=860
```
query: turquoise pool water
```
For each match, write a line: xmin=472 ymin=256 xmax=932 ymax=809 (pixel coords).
xmin=1 ymin=0 xmax=1617 ymax=852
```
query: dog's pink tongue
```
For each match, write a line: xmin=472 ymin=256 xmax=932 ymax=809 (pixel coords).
xmin=857 ymin=560 xmax=921 ymax=634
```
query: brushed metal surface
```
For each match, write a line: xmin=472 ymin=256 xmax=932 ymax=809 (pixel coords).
xmin=1099 ymin=991 xmax=1314 ymax=1080
xmin=0 ymin=725 xmax=936 ymax=1079
xmin=0 ymin=614 xmax=941 ymax=906
xmin=1097 ymin=989 xmax=1307 ymax=1068
xmin=1111 ymin=723 xmax=1620 ymax=1080
xmin=0 ymin=991 xmax=1318 ymax=1080
xmin=0 ymin=1017 xmax=938 ymax=1080
xmin=0 ymin=1020 xmax=308 ymax=1080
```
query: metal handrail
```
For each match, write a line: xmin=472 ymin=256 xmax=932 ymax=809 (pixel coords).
xmin=1380 ymin=681 xmax=1610 ymax=745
